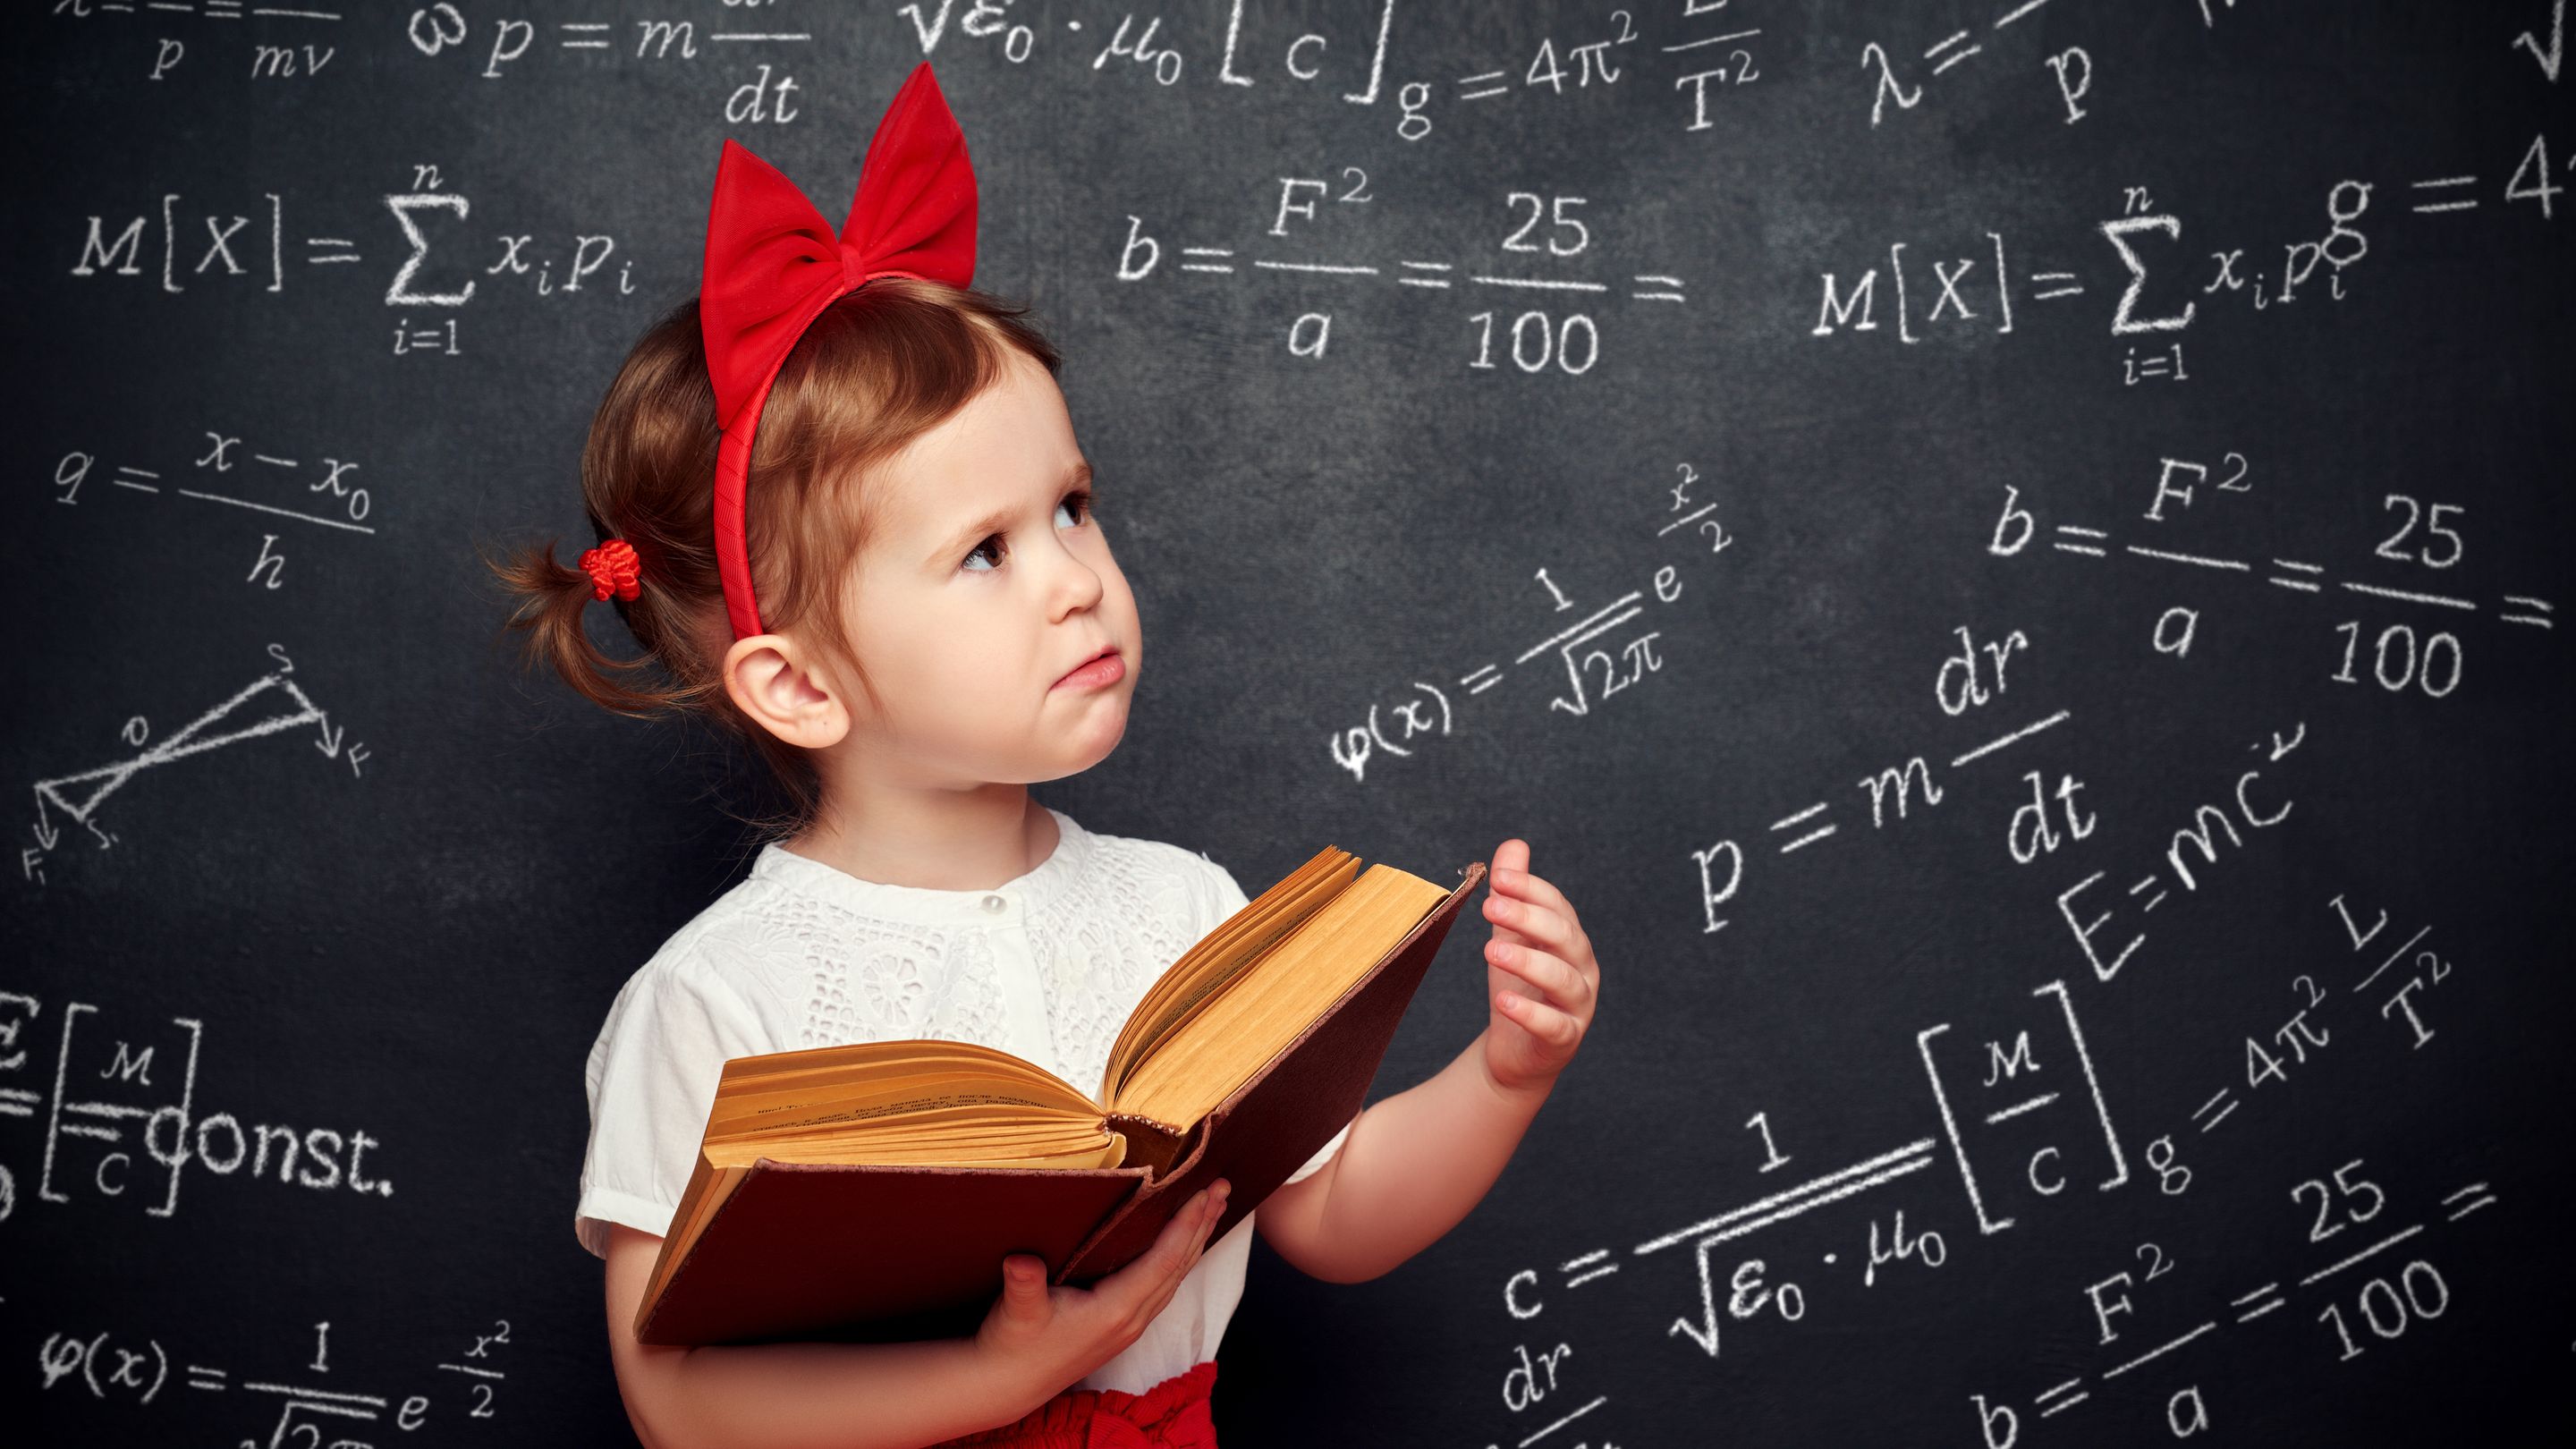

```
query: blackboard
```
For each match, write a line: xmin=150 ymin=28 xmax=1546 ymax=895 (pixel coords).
xmin=11 ymin=2 xmax=2571 ymax=1445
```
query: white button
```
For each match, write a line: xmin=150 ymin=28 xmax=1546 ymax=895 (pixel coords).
xmin=981 ymin=894 xmax=1007 ymax=913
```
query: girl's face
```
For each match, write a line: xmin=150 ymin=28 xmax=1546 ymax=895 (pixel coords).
xmin=830 ymin=348 xmax=1141 ymax=784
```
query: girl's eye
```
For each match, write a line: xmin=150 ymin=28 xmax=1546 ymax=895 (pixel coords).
xmin=962 ymin=489 xmax=1096 ymax=572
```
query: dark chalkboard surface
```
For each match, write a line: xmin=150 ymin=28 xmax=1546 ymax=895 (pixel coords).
xmin=10 ymin=3 xmax=2570 ymax=1445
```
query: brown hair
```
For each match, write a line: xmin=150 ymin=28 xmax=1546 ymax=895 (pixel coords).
xmin=481 ymin=276 xmax=1063 ymax=839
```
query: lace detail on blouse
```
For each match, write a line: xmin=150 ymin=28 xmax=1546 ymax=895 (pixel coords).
xmin=695 ymin=882 xmax=1016 ymax=1052
xmin=687 ymin=808 xmax=1230 ymax=1093
xmin=1024 ymin=847 xmax=1208 ymax=1098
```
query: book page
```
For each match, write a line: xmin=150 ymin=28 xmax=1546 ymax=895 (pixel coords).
xmin=699 ymin=1038 xmax=1118 ymax=1165
xmin=703 ymin=1114 xmax=1129 ymax=1169
xmin=1098 ymin=847 xmax=1360 ymax=1103
xmin=1109 ymin=864 xmax=1452 ymax=1128
xmin=709 ymin=1040 xmax=1099 ymax=1131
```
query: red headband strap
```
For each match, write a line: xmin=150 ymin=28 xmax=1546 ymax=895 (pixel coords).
xmin=699 ymin=61 xmax=979 ymax=640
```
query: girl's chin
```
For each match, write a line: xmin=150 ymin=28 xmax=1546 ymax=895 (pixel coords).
xmin=1048 ymin=706 xmax=1130 ymax=774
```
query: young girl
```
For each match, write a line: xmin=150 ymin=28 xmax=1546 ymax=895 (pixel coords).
xmin=492 ymin=63 xmax=1603 ymax=1449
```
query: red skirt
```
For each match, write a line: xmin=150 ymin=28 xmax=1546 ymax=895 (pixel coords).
xmin=928 ymin=1360 xmax=1218 ymax=1449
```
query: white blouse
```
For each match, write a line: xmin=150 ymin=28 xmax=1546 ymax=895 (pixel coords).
xmin=574 ymin=806 xmax=1353 ymax=1394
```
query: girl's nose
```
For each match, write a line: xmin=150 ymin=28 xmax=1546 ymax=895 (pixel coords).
xmin=1043 ymin=532 xmax=1107 ymax=617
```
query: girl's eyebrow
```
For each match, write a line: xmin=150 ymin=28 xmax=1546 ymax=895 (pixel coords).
xmin=924 ymin=459 xmax=1093 ymax=567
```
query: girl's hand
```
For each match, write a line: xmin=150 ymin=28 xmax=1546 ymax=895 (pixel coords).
xmin=976 ymin=1178 xmax=1231 ymax=1404
xmin=1479 ymin=839 xmax=1598 ymax=1098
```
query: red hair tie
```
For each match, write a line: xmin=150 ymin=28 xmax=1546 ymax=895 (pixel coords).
xmin=698 ymin=61 xmax=980 ymax=641
xmin=580 ymin=538 xmax=642 ymax=602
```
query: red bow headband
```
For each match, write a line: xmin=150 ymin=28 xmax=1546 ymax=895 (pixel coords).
xmin=700 ymin=61 xmax=979 ymax=641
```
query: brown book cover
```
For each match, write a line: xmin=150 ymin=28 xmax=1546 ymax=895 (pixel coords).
xmin=633 ymin=855 xmax=1487 ymax=1347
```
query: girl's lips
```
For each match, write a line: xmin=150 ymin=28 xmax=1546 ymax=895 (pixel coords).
xmin=1054 ymin=649 xmax=1125 ymax=691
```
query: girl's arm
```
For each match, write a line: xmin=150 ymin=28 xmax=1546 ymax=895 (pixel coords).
xmin=1256 ymin=1031 xmax=1551 ymax=1284
xmin=1260 ymin=841 xmax=1597 ymax=1284
xmin=602 ymin=1179 xmax=1233 ymax=1449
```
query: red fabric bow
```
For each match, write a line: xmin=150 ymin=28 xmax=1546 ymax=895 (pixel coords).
xmin=699 ymin=60 xmax=979 ymax=640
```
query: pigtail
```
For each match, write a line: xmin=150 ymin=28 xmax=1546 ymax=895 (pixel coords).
xmin=483 ymin=532 xmax=699 ymax=721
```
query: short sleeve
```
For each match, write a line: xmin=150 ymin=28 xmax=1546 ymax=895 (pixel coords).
xmin=1199 ymin=855 xmax=1354 ymax=1189
xmin=574 ymin=962 xmax=769 ymax=1258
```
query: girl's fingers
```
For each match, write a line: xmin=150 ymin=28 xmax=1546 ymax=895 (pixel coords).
xmin=1488 ymin=942 xmax=1592 ymax=1007
xmin=1484 ymin=894 xmax=1580 ymax=962
xmin=1146 ymin=1193 xmax=1216 ymax=1315
xmin=1488 ymin=874 xmax=1590 ymax=961
xmin=1498 ymin=991 xmax=1584 ymax=1047
xmin=1110 ymin=1187 xmax=1223 ymax=1320
xmin=1199 ymin=1183 xmax=1226 ymax=1248
xmin=1490 ymin=865 xmax=1577 ymax=924
xmin=1156 ymin=1189 xmax=1210 ymax=1267
xmin=1181 ymin=1181 xmax=1227 ymax=1273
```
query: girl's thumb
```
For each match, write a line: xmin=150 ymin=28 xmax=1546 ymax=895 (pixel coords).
xmin=1004 ymin=1256 xmax=1045 ymax=1298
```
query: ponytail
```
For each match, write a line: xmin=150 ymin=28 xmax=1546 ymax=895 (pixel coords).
xmin=483 ymin=530 xmax=713 ymax=722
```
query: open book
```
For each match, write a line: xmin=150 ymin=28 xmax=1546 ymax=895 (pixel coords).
xmin=632 ymin=844 xmax=1487 ymax=1346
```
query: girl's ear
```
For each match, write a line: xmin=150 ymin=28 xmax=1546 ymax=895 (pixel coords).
xmin=721 ymin=633 xmax=852 ymax=750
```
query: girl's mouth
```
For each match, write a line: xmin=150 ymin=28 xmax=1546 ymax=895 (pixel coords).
xmin=1053 ymin=647 xmax=1124 ymax=691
